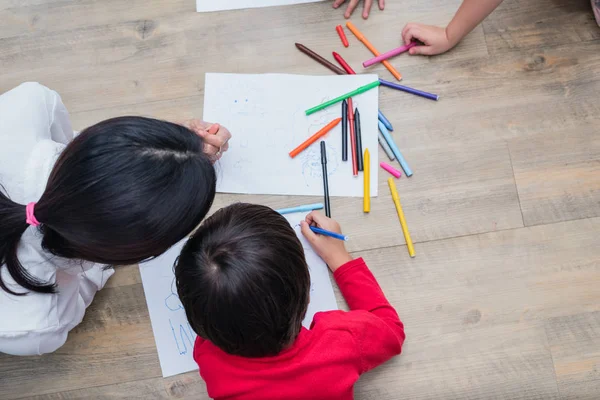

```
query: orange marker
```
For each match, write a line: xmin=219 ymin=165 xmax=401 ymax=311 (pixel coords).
xmin=336 ymin=25 xmax=349 ymax=47
xmin=289 ymin=118 xmax=342 ymax=158
xmin=345 ymin=22 xmax=402 ymax=81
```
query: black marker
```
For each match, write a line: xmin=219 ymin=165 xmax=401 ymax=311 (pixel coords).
xmin=341 ymin=100 xmax=348 ymax=161
xmin=320 ymin=141 xmax=331 ymax=218
xmin=355 ymin=108 xmax=364 ymax=171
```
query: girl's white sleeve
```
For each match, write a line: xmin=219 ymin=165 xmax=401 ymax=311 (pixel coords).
xmin=79 ymin=265 xmax=115 ymax=308
xmin=43 ymin=84 xmax=75 ymax=144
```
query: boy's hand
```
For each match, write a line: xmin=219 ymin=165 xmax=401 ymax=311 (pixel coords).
xmin=300 ymin=212 xmax=352 ymax=272
xmin=333 ymin=0 xmax=385 ymax=19
xmin=183 ymin=119 xmax=232 ymax=163
xmin=402 ymin=23 xmax=455 ymax=56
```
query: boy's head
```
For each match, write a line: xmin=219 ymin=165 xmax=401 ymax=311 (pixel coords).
xmin=175 ymin=203 xmax=310 ymax=358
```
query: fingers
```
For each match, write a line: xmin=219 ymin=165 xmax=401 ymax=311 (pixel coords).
xmin=409 ymin=45 xmax=434 ymax=56
xmin=402 ymin=23 xmax=420 ymax=45
xmin=306 ymin=211 xmax=342 ymax=233
xmin=332 ymin=0 xmax=346 ymax=9
xmin=362 ymin=0 xmax=373 ymax=18
xmin=206 ymin=123 xmax=220 ymax=135
xmin=344 ymin=0 xmax=360 ymax=18
xmin=300 ymin=220 xmax=318 ymax=242
xmin=379 ymin=0 xmax=384 ymax=10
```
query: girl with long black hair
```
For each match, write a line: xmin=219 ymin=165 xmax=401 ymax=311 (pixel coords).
xmin=0 ymin=82 xmax=230 ymax=355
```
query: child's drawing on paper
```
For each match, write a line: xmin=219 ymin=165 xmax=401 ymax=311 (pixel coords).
xmin=301 ymin=143 xmax=339 ymax=187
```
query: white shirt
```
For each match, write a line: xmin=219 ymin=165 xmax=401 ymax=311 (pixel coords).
xmin=0 ymin=82 xmax=114 ymax=356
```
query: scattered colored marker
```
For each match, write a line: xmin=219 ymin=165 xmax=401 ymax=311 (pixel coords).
xmin=336 ymin=25 xmax=349 ymax=47
xmin=305 ymin=80 xmax=380 ymax=115
xmin=276 ymin=203 xmax=324 ymax=215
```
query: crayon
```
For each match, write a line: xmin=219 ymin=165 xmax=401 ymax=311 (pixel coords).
xmin=310 ymin=226 xmax=348 ymax=241
xmin=363 ymin=42 xmax=417 ymax=67
xmin=378 ymin=121 xmax=413 ymax=177
xmin=289 ymin=118 xmax=342 ymax=158
xmin=346 ymin=22 xmax=402 ymax=81
xmin=364 ymin=149 xmax=370 ymax=213
xmin=305 ymin=81 xmax=380 ymax=115
xmin=295 ymin=43 xmax=345 ymax=75
xmin=379 ymin=79 xmax=439 ymax=101
xmin=388 ymin=178 xmax=415 ymax=258
xmin=336 ymin=25 xmax=349 ymax=47
xmin=277 ymin=203 xmax=324 ymax=214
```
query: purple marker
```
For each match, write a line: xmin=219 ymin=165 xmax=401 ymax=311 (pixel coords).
xmin=379 ymin=79 xmax=439 ymax=101
xmin=363 ymin=42 xmax=417 ymax=68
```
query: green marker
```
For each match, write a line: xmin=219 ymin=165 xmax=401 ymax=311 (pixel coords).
xmin=305 ymin=80 xmax=380 ymax=116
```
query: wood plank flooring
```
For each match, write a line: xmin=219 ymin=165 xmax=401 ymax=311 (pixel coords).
xmin=0 ymin=0 xmax=599 ymax=398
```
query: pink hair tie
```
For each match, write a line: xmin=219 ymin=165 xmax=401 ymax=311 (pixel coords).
xmin=26 ymin=202 xmax=41 ymax=227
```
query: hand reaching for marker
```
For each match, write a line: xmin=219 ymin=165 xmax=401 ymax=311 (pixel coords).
xmin=183 ymin=119 xmax=232 ymax=164
xmin=333 ymin=0 xmax=385 ymax=19
xmin=301 ymin=212 xmax=352 ymax=273
xmin=402 ymin=23 xmax=455 ymax=56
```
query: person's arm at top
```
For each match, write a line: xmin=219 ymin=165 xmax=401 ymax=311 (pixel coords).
xmin=402 ymin=0 xmax=504 ymax=56
xmin=332 ymin=0 xmax=385 ymax=19
xmin=301 ymin=212 xmax=405 ymax=372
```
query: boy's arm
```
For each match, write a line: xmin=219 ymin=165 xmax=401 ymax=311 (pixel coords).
xmin=333 ymin=258 xmax=405 ymax=372
xmin=403 ymin=0 xmax=504 ymax=56
xmin=301 ymin=213 xmax=404 ymax=372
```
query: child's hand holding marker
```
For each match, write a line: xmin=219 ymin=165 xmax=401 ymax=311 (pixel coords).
xmin=301 ymin=212 xmax=352 ymax=272
xmin=332 ymin=0 xmax=385 ymax=19
xmin=402 ymin=0 xmax=504 ymax=56
xmin=183 ymin=119 xmax=232 ymax=163
xmin=401 ymin=24 xmax=455 ymax=56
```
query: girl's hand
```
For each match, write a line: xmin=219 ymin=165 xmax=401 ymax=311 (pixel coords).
xmin=333 ymin=0 xmax=385 ymax=19
xmin=184 ymin=119 xmax=232 ymax=163
xmin=402 ymin=23 xmax=455 ymax=56
xmin=300 ymin=212 xmax=352 ymax=272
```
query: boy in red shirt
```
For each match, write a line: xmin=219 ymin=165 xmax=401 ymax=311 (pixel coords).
xmin=175 ymin=203 xmax=405 ymax=400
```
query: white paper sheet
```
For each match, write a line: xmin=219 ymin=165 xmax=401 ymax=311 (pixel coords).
xmin=197 ymin=0 xmax=324 ymax=13
xmin=139 ymin=211 xmax=338 ymax=377
xmin=203 ymin=73 xmax=379 ymax=197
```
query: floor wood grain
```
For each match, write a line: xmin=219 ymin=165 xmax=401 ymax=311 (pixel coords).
xmin=0 ymin=0 xmax=599 ymax=398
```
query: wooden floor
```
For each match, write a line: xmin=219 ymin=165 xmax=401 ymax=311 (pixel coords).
xmin=1 ymin=0 xmax=599 ymax=398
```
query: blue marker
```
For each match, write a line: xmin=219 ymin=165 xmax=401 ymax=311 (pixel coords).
xmin=378 ymin=110 xmax=394 ymax=131
xmin=378 ymin=121 xmax=413 ymax=177
xmin=310 ymin=226 xmax=349 ymax=241
xmin=276 ymin=203 xmax=324 ymax=215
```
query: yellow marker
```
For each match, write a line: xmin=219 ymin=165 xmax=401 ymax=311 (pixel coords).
xmin=388 ymin=178 xmax=415 ymax=258
xmin=363 ymin=149 xmax=370 ymax=213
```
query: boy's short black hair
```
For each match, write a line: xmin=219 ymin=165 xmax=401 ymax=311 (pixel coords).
xmin=175 ymin=203 xmax=310 ymax=358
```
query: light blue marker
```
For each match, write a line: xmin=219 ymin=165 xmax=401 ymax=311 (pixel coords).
xmin=378 ymin=121 xmax=413 ymax=177
xmin=310 ymin=226 xmax=349 ymax=241
xmin=378 ymin=110 xmax=394 ymax=131
xmin=276 ymin=203 xmax=324 ymax=215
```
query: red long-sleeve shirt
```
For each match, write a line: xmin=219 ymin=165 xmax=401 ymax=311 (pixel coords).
xmin=193 ymin=258 xmax=405 ymax=400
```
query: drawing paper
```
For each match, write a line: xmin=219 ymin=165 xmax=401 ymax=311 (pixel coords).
xmin=197 ymin=0 xmax=324 ymax=13
xmin=139 ymin=211 xmax=338 ymax=377
xmin=203 ymin=73 xmax=379 ymax=197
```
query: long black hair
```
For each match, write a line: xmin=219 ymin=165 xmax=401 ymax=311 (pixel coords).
xmin=0 ymin=116 xmax=216 ymax=295
xmin=175 ymin=203 xmax=311 ymax=358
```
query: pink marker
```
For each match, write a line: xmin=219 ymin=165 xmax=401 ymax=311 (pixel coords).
xmin=380 ymin=162 xmax=402 ymax=178
xmin=363 ymin=42 xmax=417 ymax=68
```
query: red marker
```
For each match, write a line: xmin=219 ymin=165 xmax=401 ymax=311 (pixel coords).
xmin=332 ymin=52 xmax=356 ymax=75
xmin=336 ymin=25 xmax=349 ymax=47
xmin=347 ymin=98 xmax=358 ymax=176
